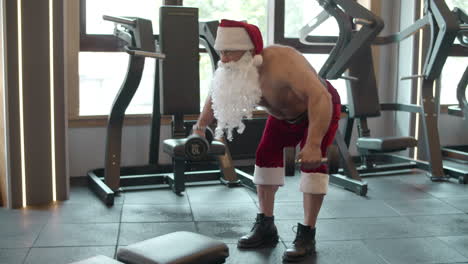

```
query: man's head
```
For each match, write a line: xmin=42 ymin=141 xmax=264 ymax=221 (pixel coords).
xmin=211 ymin=19 xmax=264 ymax=141
xmin=214 ymin=19 xmax=264 ymax=66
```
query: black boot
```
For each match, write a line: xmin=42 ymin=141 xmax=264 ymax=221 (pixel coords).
xmin=283 ymin=223 xmax=316 ymax=262
xmin=237 ymin=213 xmax=279 ymax=249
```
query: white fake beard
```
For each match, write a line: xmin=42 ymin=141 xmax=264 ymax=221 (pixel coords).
xmin=211 ymin=52 xmax=262 ymax=141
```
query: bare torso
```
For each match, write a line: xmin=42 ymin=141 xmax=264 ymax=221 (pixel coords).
xmin=256 ymin=45 xmax=325 ymax=121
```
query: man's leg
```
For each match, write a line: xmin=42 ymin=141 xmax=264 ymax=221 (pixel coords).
xmin=238 ymin=116 xmax=292 ymax=249
xmin=237 ymin=183 xmax=280 ymax=249
xmin=303 ymin=193 xmax=324 ymax=227
xmin=257 ymin=184 xmax=279 ymax=217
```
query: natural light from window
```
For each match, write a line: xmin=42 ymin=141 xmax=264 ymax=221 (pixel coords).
xmin=284 ymin=0 xmax=339 ymax=38
xmin=80 ymin=0 xmax=267 ymax=116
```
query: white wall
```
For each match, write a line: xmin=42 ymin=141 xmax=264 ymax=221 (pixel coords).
xmin=68 ymin=124 xmax=174 ymax=177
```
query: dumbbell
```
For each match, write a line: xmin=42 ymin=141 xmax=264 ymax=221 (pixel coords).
xmin=295 ymin=145 xmax=340 ymax=174
xmin=184 ymin=127 xmax=214 ymax=161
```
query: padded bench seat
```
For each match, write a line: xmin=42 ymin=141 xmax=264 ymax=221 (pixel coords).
xmin=117 ymin=231 xmax=229 ymax=264
xmin=70 ymin=255 xmax=122 ymax=264
xmin=357 ymin=136 xmax=417 ymax=152
xmin=163 ymin=139 xmax=225 ymax=158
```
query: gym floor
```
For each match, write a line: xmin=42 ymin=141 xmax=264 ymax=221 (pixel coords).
xmin=1 ymin=167 xmax=468 ymax=264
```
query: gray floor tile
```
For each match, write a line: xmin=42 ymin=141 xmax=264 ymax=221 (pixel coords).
xmin=273 ymin=201 xmax=334 ymax=220
xmin=396 ymin=172 xmax=437 ymax=185
xmin=191 ymin=202 xmax=259 ymax=221
xmin=413 ymin=181 xmax=468 ymax=198
xmin=186 ymin=185 xmax=255 ymax=204
xmin=384 ymin=198 xmax=463 ymax=216
xmin=324 ymin=200 xmax=400 ymax=218
xmin=438 ymin=235 xmax=468 ymax=259
xmin=118 ymin=222 xmax=197 ymax=245
xmin=121 ymin=204 xmax=193 ymax=222
xmin=274 ymin=182 xmax=304 ymax=202
xmin=277 ymin=217 xmax=429 ymax=242
xmin=24 ymin=246 xmax=115 ymax=264
xmin=68 ymin=185 xmax=124 ymax=205
xmin=47 ymin=203 xmax=122 ymax=223
xmin=315 ymin=240 xmax=387 ymax=264
xmin=440 ymin=197 xmax=468 ymax=213
xmin=407 ymin=214 xmax=468 ymax=236
xmin=0 ymin=207 xmax=52 ymax=225
xmin=0 ymin=222 xmax=44 ymax=248
xmin=0 ymin=248 xmax=29 ymax=264
xmin=122 ymin=189 xmax=189 ymax=205
xmin=225 ymin=243 xmax=287 ymax=264
xmin=363 ymin=237 xmax=468 ymax=264
xmin=364 ymin=176 xmax=435 ymax=200
xmin=196 ymin=221 xmax=254 ymax=244
xmin=325 ymin=185 xmax=367 ymax=201
xmin=34 ymin=223 xmax=119 ymax=247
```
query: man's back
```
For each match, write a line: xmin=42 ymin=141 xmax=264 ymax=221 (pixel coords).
xmin=258 ymin=45 xmax=327 ymax=121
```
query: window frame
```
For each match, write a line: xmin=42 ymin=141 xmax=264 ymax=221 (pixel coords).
xmin=272 ymin=0 xmax=335 ymax=55
xmin=74 ymin=0 xmax=340 ymax=126
xmin=79 ymin=0 xmax=122 ymax=52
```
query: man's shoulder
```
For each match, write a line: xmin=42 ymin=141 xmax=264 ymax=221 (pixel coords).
xmin=262 ymin=44 xmax=299 ymax=55
xmin=261 ymin=45 xmax=304 ymax=65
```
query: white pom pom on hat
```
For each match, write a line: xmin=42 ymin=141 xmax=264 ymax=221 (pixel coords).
xmin=214 ymin=19 xmax=264 ymax=67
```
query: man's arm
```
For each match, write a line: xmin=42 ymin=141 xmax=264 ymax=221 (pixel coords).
xmin=193 ymin=95 xmax=216 ymax=136
xmin=300 ymin=82 xmax=332 ymax=169
xmin=304 ymin=87 xmax=332 ymax=148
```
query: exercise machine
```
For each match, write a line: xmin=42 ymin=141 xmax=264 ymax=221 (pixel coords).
xmin=87 ymin=7 xmax=236 ymax=206
xmin=300 ymin=0 xmax=468 ymax=195
xmin=441 ymin=8 xmax=468 ymax=167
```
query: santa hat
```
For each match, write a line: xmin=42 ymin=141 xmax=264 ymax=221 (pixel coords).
xmin=214 ymin=19 xmax=264 ymax=67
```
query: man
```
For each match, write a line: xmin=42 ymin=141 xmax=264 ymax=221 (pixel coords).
xmin=193 ymin=19 xmax=341 ymax=262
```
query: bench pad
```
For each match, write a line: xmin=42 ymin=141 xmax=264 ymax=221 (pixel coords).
xmin=357 ymin=136 xmax=417 ymax=152
xmin=117 ymin=231 xmax=229 ymax=264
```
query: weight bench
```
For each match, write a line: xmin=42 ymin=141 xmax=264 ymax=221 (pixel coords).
xmin=117 ymin=231 xmax=229 ymax=264
xmin=357 ymin=136 xmax=417 ymax=153
xmin=163 ymin=136 xmax=225 ymax=194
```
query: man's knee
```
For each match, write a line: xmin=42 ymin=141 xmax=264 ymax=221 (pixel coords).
xmin=299 ymin=172 xmax=329 ymax=194
xmin=257 ymin=184 xmax=280 ymax=193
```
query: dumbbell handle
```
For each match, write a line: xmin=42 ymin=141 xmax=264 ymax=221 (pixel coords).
xmin=296 ymin=158 xmax=328 ymax=164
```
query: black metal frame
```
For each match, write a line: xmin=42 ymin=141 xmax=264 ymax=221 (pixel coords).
xmin=299 ymin=0 xmax=468 ymax=195
xmin=87 ymin=13 xmax=236 ymax=206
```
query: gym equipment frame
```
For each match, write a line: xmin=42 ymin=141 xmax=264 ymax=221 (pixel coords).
xmin=300 ymin=0 xmax=468 ymax=196
xmin=87 ymin=10 xmax=235 ymax=206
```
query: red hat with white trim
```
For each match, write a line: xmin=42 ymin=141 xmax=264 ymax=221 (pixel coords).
xmin=214 ymin=19 xmax=264 ymax=66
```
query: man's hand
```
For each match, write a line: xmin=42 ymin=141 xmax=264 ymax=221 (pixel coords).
xmin=297 ymin=146 xmax=322 ymax=170
xmin=192 ymin=126 xmax=206 ymax=138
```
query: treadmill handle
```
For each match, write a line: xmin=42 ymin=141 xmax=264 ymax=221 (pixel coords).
xmin=124 ymin=46 xmax=166 ymax=59
xmin=103 ymin=15 xmax=136 ymax=27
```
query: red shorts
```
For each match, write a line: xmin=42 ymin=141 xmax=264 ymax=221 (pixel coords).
xmin=255 ymin=81 xmax=341 ymax=173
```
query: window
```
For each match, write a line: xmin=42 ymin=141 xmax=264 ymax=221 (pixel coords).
xmin=275 ymin=0 xmax=347 ymax=103
xmin=78 ymin=0 xmax=267 ymax=117
xmin=284 ymin=0 xmax=339 ymax=39
xmin=439 ymin=0 xmax=467 ymax=105
xmin=303 ymin=54 xmax=347 ymax=102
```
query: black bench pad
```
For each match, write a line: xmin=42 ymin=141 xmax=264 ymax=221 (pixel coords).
xmin=70 ymin=255 xmax=123 ymax=264
xmin=357 ymin=136 xmax=417 ymax=152
xmin=163 ymin=139 xmax=225 ymax=158
xmin=117 ymin=231 xmax=229 ymax=264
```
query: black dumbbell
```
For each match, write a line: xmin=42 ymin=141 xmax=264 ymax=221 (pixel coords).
xmin=185 ymin=127 xmax=214 ymax=161
xmin=295 ymin=145 xmax=340 ymax=174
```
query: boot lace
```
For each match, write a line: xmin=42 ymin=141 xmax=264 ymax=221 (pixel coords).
xmin=250 ymin=218 xmax=263 ymax=231
xmin=291 ymin=225 xmax=308 ymax=245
